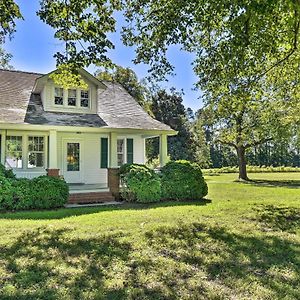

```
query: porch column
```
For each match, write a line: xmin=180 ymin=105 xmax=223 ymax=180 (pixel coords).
xmin=47 ymin=130 xmax=60 ymax=177
xmin=159 ymin=134 xmax=168 ymax=167
xmin=0 ymin=130 xmax=6 ymax=165
xmin=109 ymin=132 xmax=118 ymax=168
xmin=108 ymin=132 xmax=120 ymax=200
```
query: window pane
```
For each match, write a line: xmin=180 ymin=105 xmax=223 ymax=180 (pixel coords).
xmin=117 ymin=154 xmax=124 ymax=166
xmin=6 ymin=136 xmax=23 ymax=168
xmin=67 ymin=143 xmax=80 ymax=171
xmin=68 ymin=89 xmax=77 ymax=106
xmin=117 ymin=139 xmax=124 ymax=153
xmin=117 ymin=139 xmax=124 ymax=166
xmin=28 ymin=152 xmax=44 ymax=168
xmin=55 ymin=87 xmax=64 ymax=105
xmin=80 ymin=90 xmax=89 ymax=107
xmin=27 ymin=136 xmax=45 ymax=168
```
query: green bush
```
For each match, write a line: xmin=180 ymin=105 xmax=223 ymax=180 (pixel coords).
xmin=0 ymin=163 xmax=16 ymax=179
xmin=120 ymin=164 xmax=161 ymax=203
xmin=0 ymin=164 xmax=69 ymax=211
xmin=31 ymin=176 xmax=69 ymax=209
xmin=161 ymin=160 xmax=208 ymax=201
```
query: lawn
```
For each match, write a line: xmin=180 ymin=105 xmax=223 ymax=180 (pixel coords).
xmin=0 ymin=173 xmax=299 ymax=300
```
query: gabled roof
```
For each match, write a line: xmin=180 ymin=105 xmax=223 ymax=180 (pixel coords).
xmin=0 ymin=69 xmax=174 ymax=132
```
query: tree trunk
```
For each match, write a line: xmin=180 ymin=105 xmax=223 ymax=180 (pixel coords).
xmin=237 ymin=146 xmax=249 ymax=181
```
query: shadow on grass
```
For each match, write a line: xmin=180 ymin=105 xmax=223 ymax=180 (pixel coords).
xmin=239 ymin=178 xmax=300 ymax=189
xmin=254 ymin=204 xmax=300 ymax=232
xmin=0 ymin=199 xmax=212 ymax=221
xmin=0 ymin=222 xmax=299 ymax=299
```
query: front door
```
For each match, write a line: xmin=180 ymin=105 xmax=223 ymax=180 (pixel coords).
xmin=63 ymin=140 xmax=82 ymax=183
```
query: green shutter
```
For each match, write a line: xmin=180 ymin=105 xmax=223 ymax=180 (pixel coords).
xmin=127 ymin=138 xmax=134 ymax=164
xmin=100 ymin=138 xmax=108 ymax=168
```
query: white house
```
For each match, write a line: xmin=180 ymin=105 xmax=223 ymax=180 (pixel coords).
xmin=0 ymin=69 xmax=176 ymax=203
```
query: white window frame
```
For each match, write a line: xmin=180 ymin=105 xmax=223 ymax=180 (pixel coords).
xmin=54 ymin=87 xmax=64 ymax=106
xmin=80 ymin=89 xmax=90 ymax=108
xmin=28 ymin=136 xmax=46 ymax=169
xmin=5 ymin=135 xmax=23 ymax=169
xmin=117 ymin=138 xmax=126 ymax=167
xmin=4 ymin=132 xmax=48 ymax=170
xmin=67 ymin=89 xmax=77 ymax=107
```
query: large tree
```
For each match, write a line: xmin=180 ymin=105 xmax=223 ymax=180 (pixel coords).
xmin=122 ymin=0 xmax=300 ymax=180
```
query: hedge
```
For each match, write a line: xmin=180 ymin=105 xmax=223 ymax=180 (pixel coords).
xmin=0 ymin=164 xmax=69 ymax=211
xmin=119 ymin=164 xmax=161 ymax=203
xmin=203 ymin=165 xmax=300 ymax=175
xmin=161 ymin=160 xmax=208 ymax=201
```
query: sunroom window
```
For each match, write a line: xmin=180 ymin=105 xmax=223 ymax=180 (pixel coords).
xmin=6 ymin=136 xmax=23 ymax=168
xmin=54 ymin=87 xmax=64 ymax=105
xmin=28 ymin=136 xmax=45 ymax=168
xmin=68 ymin=89 xmax=77 ymax=106
xmin=80 ymin=90 xmax=89 ymax=108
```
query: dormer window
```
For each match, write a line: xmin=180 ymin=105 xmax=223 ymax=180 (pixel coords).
xmin=54 ymin=87 xmax=64 ymax=105
xmin=68 ymin=89 xmax=77 ymax=106
xmin=80 ymin=90 xmax=89 ymax=108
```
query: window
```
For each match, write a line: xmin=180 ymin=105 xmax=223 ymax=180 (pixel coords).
xmin=54 ymin=87 xmax=64 ymax=105
xmin=6 ymin=136 xmax=23 ymax=168
xmin=68 ymin=89 xmax=77 ymax=106
xmin=28 ymin=136 xmax=45 ymax=168
xmin=67 ymin=143 xmax=80 ymax=171
xmin=117 ymin=139 xmax=125 ymax=166
xmin=80 ymin=90 xmax=89 ymax=108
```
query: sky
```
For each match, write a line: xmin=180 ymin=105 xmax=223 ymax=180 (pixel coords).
xmin=5 ymin=0 xmax=203 ymax=111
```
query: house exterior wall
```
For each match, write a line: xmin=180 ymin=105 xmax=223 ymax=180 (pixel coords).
xmin=0 ymin=128 xmax=146 ymax=185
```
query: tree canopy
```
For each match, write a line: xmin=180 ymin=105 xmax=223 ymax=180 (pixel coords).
xmin=121 ymin=0 xmax=300 ymax=179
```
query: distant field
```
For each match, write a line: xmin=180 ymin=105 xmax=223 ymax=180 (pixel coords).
xmin=0 ymin=173 xmax=299 ymax=299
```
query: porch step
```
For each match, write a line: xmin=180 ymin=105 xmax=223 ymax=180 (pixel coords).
xmin=68 ymin=191 xmax=115 ymax=204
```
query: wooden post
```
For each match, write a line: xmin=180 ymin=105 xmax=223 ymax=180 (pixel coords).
xmin=47 ymin=130 xmax=60 ymax=177
xmin=159 ymin=134 xmax=168 ymax=167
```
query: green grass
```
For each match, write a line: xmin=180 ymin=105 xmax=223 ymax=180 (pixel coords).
xmin=0 ymin=173 xmax=299 ymax=300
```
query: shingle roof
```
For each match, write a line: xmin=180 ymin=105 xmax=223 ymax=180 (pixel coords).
xmin=0 ymin=69 xmax=173 ymax=132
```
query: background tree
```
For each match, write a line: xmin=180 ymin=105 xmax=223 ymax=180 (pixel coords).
xmin=95 ymin=65 xmax=150 ymax=108
xmin=147 ymin=88 xmax=201 ymax=163
xmin=0 ymin=47 xmax=14 ymax=69
xmin=122 ymin=0 xmax=300 ymax=180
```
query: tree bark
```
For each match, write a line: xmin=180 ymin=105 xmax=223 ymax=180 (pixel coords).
xmin=237 ymin=146 xmax=249 ymax=181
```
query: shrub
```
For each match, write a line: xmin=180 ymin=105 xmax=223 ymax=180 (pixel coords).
xmin=0 ymin=163 xmax=16 ymax=179
xmin=31 ymin=176 xmax=69 ymax=209
xmin=161 ymin=160 xmax=208 ymax=201
xmin=120 ymin=164 xmax=161 ymax=203
xmin=0 ymin=174 xmax=69 ymax=211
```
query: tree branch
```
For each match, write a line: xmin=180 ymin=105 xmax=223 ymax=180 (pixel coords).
xmin=254 ymin=5 xmax=300 ymax=81
xmin=216 ymin=139 xmax=237 ymax=149
xmin=245 ymin=137 xmax=273 ymax=149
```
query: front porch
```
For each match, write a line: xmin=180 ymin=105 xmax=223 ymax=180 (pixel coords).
xmin=0 ymin=128 xmax=170 ymax=204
